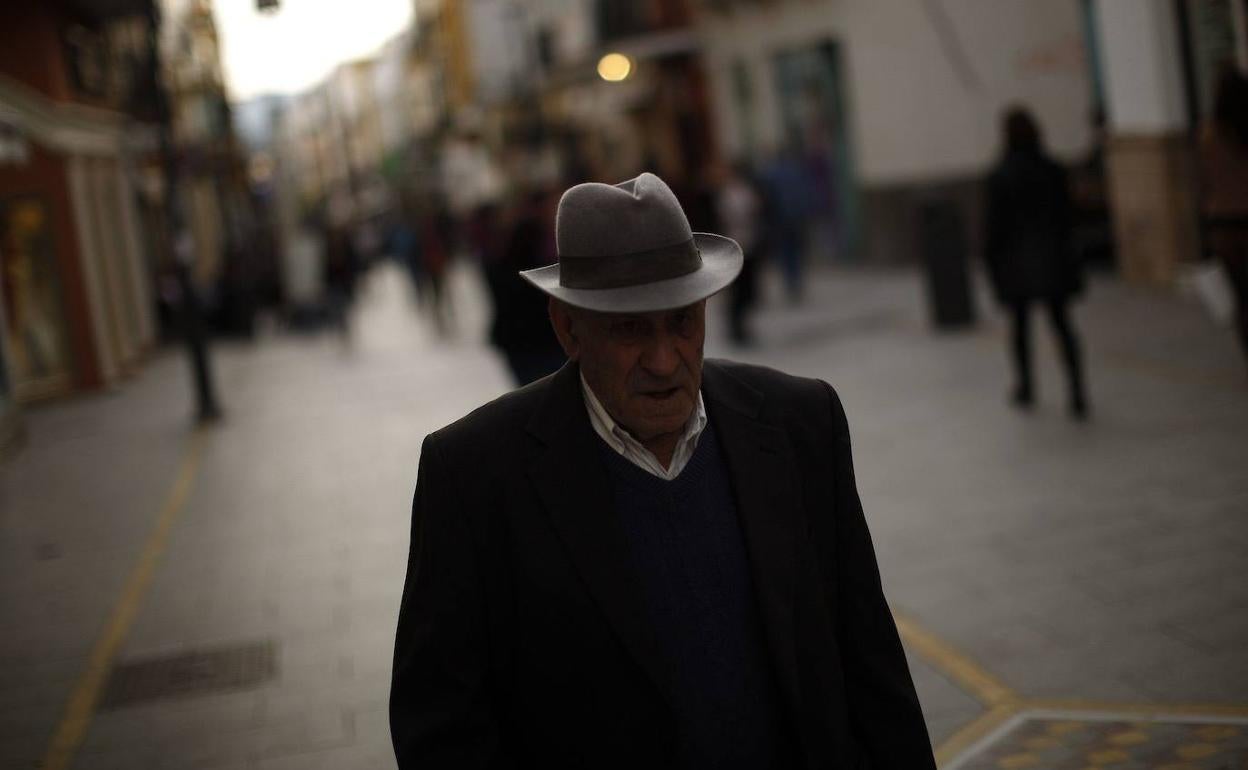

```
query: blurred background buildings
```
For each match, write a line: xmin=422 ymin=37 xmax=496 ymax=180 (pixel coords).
xmin=2 ymin=0 xmax=1246 ymax=448
xmin=0 ymin=0 xmax=249 ymax=445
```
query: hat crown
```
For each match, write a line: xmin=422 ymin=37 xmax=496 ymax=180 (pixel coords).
xmin=556 ymin=172 xmax=693 ymax=258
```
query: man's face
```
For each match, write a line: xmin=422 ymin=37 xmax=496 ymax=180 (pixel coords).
xmin=551 ymin=300 xmax=705 ymax=446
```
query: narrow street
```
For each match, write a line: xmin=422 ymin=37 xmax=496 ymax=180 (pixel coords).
xmin=2 ymin=258 xmax=1246 ymax=769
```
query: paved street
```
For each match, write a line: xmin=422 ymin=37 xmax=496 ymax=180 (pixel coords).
xmin=2 ymin=258 xmax=1246 ymax=769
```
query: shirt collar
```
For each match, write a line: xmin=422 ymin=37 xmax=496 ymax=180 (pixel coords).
xmin=579 ymin=372 xmax=708 ymax=479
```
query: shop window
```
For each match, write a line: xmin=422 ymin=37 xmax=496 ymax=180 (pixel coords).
xmin=0 ymin=197 xmax=74 ymax=400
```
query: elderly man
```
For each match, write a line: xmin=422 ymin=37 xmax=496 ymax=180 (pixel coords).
xmin=390 ymin=173 xmax=935 ymax=769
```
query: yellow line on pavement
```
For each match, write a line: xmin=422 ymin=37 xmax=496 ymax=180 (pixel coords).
xmin=1029 ymin=698 xmax=1248 ymax=719
xmin=934 ymin=703 xmax=1020 ymax=768
xmin=893 ymin=609 xmax=1018 ymax=708
xmin=39 ymin=429 xmax=207 ymax=770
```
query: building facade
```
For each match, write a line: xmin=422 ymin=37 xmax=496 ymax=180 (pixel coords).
xmin=698 ymin=0 xmax=1095 ymax=263
xmin=696 ymin=0 xmax=1248 ymax=283
xmin=159 ymin=0 xmax=250 ymax=305
xmin=0 ymin=0 xmax=158 ymax=425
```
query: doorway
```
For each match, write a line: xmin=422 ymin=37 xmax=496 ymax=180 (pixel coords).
xmin=771 ymin=39 xmax=860 ymax=261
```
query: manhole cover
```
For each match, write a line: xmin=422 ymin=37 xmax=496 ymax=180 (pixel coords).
xmin=100 ymin=640 xmax=276 ymax=710
xmin=946 ymin=710 xmax=1248 ymax=770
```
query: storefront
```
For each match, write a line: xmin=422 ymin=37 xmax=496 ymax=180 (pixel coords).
xmin=0 ymin=78 xmax=156 ymax=404
xmin=0 ymin=192 xmax=77 ymax=400
xmin=1176 ymin=0 xmax=1248 ymax=268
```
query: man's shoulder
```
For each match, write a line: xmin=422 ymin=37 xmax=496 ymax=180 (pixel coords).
xmin=704 ymin=358 xmax=850 ymax=433
xmin=704 ymin=359 xmax=853 ymax=461
xmin=705 ymin=358 xmax=834 ymax=404
xmin=426 ymin=371 xmax=555 ymax=455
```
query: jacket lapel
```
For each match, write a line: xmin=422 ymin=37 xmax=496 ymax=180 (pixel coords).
xmin=701 ymin=361 xmax=804 ymax=735
xmin=524 ymin=363 xmax=671 ymax=701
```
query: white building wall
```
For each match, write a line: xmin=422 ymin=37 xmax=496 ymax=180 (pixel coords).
xmin=67 ymin=155 xmax=118 ymax=383
xmin=115 ymin=159 xmax=156 ymax=349
xmin=1094 ymin=0 xmax=1187 ymax=134
xmin=467 ymin=0 xmax=535 ymax=102
xmin=88 ymin=160 xmax=138 ymax=367
xmin=406 ymin=66 xmax=440 ymax=137
xmin=524 ymin=0 xmax=595 ymax=65
xmin=373 ymin=35 xmax=412 ymax=156
xmin=701 ymin=0 xmax=1093 ymax=185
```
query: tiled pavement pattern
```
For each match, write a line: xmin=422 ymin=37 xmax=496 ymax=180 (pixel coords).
xmin=947 ymin=713 xmax=1248 ymax=770
xmin=0 ymin=259 xmax=1245 ymax=769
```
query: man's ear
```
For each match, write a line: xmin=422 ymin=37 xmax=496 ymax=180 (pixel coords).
xmin=548 ymin=298 xmax=581 ymax=360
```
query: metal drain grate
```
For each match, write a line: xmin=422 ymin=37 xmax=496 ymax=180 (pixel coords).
xmin=100 ymin=640 xmax=277 ymax=710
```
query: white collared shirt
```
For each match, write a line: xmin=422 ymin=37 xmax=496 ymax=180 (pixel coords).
xmin=580 ymin=374 xmax=708 ymax=481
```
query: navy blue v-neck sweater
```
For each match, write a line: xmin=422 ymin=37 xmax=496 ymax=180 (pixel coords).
xmin=598 ymin=423 xmax=792 ymax=769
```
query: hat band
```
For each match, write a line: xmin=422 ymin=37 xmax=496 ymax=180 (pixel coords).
xmin=558 ymin=239 xmax=702 ymax=290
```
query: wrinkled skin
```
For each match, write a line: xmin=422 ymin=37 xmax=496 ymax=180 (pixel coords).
xmin=549 ymin=299 xmax=705 ymax=468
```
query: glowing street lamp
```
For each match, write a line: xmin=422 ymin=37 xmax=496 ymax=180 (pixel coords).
xmin=597 ymin=53 xmax=632 ymax=82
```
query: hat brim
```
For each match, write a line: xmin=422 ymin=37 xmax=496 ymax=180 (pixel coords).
xmin=519 ymin=233 xmax=743 ymax=313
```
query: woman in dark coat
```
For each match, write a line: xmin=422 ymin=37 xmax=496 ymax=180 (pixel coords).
xmin=985 ymin=107 xmax=1089 ymax=419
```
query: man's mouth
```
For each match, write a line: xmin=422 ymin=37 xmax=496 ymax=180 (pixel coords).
xmin=643 ymin=387 xmax=681 ymax=400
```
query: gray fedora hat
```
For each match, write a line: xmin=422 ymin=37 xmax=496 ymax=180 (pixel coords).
xmin=520 ymin=172 xmax=742 ymax=313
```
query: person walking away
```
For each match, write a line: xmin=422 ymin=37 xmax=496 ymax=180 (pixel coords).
xmin=763 ymin=147 xmax=811 ymax=303
xmin=985 ymin=107 xmax=1089 ymax=420
xmin=392 ymin=193 xmax=424 ymax=307
xmin=323 ymin=216 xmax=360 ymax=343
xmin=418 ymin=206 xmax=453 ymax=334
xmin=1198 ymin=64 xmax=1248 ymax=369
xmin=715 ymin=162 xmax=765 ymax=344
xmin=485 ymin=189 xmax=566 ymax=385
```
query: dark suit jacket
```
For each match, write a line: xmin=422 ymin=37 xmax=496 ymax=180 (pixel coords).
xmin=390 ymin=359 xmax=935 ymax=769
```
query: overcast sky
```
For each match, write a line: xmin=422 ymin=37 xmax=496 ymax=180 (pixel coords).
xmin=214 ymin=0 xmax=413 ymax=102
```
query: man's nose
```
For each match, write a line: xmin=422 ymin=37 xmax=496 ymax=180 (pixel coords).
xmin=639 ymin=331 xmax=681 ymax=377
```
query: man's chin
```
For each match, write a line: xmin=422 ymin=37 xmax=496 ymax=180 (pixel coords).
xmin=631 ymin=406 xmax=693 ymax=439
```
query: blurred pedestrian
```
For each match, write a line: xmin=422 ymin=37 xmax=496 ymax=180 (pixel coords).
xmin=1197 ymin=64 xmax=1248 ymax=368
xmin=323 ymin=213 xmax=360 ymax=342
xmin=714 ymin=161 xmax=765 ymax=344
xmin=416 ymin=205 xmax=453 ymax=334
xmin=484 ymin=189 xmax=566 ymax=385
xmin=803 ymin=134 xmax=840 ymax=261
xmin=762 ymin=147 xmax=810 ymax=303
xmin=391 ymin=193 xmax=423 ymax=306
xmin=985 ymin=107 xmax=1089 ymax=420
xmin=391 ymin=172 xmax=935 ymax=769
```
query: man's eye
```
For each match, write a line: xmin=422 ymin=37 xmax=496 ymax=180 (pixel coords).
xmin=612 ymin=321 xmax=643 ymax=338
